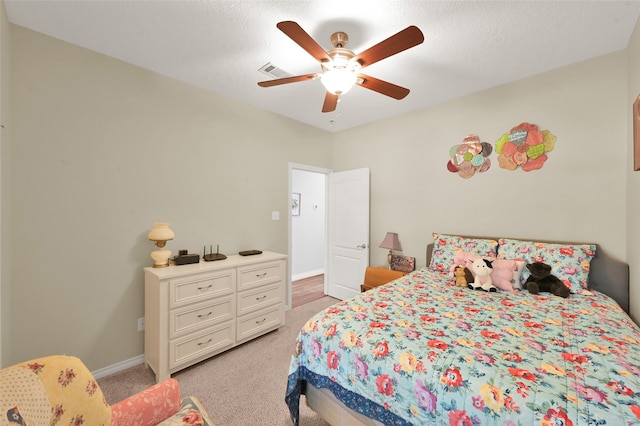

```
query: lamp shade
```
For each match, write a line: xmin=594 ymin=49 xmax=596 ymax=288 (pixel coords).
xmin=379 ymin=232 xmax=402 ymax=251
xmin=148 ymin=222 xmax=175 ymax=242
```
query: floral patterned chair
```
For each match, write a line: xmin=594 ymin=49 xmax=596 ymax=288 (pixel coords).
xmin=0 ymin=355 xmax=213 ymax=425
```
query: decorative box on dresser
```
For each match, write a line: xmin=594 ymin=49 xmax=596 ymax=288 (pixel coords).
xmin=144 ymin=251 xmax=287 ymax=382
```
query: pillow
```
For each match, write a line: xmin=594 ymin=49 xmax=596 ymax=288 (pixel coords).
xmin=447 ymin=251 xmax=481 ymax=276
xmin=490 ymin=258 xmax=526 ymax=291
xmin=497 ymin=238 xmax=596 ymax=292
xmin=429 ymin=233 xmax=498 ymax=273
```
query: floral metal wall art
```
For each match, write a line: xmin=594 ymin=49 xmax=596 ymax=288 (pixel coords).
xmin=447 ymin=134 xmax=492 ymax=179
xmin=495 ymin=122 xmax=556 ymax=171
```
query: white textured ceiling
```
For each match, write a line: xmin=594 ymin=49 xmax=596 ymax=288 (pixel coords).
xmin=5 ymin=1 xmax=640 ymax=133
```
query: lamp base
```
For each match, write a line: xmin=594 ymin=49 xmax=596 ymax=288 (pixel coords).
xmin=387 ymin=250 xmax=393 ymax=270
xmin=151 ymin=249 xmax=171 ymax=268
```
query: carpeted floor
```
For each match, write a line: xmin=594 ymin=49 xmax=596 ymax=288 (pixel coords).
xmin=98 ymin=296 xmax=338 ymax=426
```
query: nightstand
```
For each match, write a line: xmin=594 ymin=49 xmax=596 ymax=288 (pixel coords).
xmin=360 ymin=266 xmax=405 ymax=292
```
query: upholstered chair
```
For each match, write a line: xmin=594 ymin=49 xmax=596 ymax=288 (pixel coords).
xmin=0 ymin=355 xmax=213 ymax=425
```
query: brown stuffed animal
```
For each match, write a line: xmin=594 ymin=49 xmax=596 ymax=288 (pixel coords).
xmin=453 ymin=265 xmax=474 ymax=287
xmin=525 ymin=262 xmax=570 ymax=298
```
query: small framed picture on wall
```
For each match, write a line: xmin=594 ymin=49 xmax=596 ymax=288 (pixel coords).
xmin=634 ymin=95 xmax=640 ymax=171
xmin=292 ymin=193 xmax=301 ymax=216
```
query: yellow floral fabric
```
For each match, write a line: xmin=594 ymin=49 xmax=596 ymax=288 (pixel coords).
xmin=0 ymin=363 xmax=51 ymax=425
xmin=1 ymin=355 xmax=111 ymax=426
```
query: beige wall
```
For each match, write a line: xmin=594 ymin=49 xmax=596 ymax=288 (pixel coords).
xmin=0 ymin=0 xmax=10 ymax=368
xmin=627 ymin=17 xmax=640 ymax=324
xmin=2 ymin=13 xmax=638 ymax=370
xmin=3 ymin=25 xmax=332 ymax=369
xmin=334 ymin=52 xmax=628 ymax=266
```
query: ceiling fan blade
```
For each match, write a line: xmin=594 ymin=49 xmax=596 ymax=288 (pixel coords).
xmin=353 ymin=26 xmax=424 ymax=69
xmin=258 ymin=73 xmax=318 ymax=87
xmin=357 ymin=74 xmax=410 ymax=100
xmin=322 ymin=92 xmax=339 ymax=113
xmin=277 ymin=21 xmax=332 ymax=63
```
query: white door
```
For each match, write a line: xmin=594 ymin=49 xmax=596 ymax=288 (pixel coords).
xmin=326 ymin=168 xmax=370 ymax=300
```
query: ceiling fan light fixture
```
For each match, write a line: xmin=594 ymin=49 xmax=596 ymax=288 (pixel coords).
xmin=320 ymin=68 xmax=357 ymax=95
xmin=260 ymin=22 xmax=424 ymax=111
xmin=331 ymin=51 xmax=351 ymax=68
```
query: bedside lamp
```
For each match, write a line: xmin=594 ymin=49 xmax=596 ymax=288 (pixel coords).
xmin=379 ymin=232 xmax=402 ymax=270
xmin=148 ymin=222 xmax=175 ymax=268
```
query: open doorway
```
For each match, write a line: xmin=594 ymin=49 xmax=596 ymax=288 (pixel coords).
xmin=287 ymin=163 xmax=331 ymax=309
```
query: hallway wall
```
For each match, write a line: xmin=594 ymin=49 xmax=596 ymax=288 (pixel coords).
xmin=291 ymin=169 xmax=326 ymax=280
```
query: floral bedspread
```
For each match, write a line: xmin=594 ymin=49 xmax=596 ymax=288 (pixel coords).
xmin=286 ymin=269 xmax=640 ymax=425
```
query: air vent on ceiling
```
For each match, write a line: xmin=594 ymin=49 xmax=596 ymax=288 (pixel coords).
xmin=258 ymin=62 xmax=292 ymax=79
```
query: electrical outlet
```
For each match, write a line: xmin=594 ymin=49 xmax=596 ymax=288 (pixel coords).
xmin=137 ymin=317 xmax=145 ymax=332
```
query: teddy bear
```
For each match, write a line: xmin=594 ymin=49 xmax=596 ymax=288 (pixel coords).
xmin=525 ymin=262 xmax=570 ymax=298
xmin=468 ymin=258 xmax=497 ymax=292
xmin=453 ymin=265 xmax=474 ymax=287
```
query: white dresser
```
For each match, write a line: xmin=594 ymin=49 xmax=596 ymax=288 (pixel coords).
xmin=144 ymin=251 xmax=287 ymax=382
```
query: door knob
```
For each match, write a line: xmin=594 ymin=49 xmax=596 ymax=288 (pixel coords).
xmin=357 ymin=244 xmax=367 ymax=249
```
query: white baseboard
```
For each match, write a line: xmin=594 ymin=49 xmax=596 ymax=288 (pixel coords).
xmin=292 ymin=268 xmax=324 ymax=282
xmin=92 ymin=354 xmax=144 ymax=379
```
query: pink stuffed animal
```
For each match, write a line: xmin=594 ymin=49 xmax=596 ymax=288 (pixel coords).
xmin=490 ymin=259 xmax=526 ymax=291
xmin=448 ymin=251 xmax=481 ymax=276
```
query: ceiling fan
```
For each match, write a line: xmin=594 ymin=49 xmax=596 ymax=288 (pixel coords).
xmin=258 ymin=21 xmax=424 ymax=113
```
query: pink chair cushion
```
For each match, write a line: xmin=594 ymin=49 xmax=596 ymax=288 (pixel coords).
xmin=111 ymin=378 xmax=181 ymax=426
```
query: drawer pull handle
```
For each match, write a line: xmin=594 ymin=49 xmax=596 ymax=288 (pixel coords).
xmin=256 ymin=295 xmax=267 ymax=301
xmin=197 ymin=284 xmax=213 ymax=291
xmin=256 ymin=273 xmax=267 ymax=278
xmin=256 ymin=318 xmax=266 ymax=325
xmin=197 ymin=312 xmax=213 ymax=319
xmin=198 ymin=339 xmax=213 ymax=346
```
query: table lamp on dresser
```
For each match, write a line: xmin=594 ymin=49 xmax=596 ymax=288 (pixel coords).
xmin=147 ymin=222 xmax=175 ymax=268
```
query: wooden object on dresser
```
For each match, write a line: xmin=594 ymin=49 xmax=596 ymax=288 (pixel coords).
xmin=144 ymin=251 xmax=287 ymax=382
xmin=360 ymin=266 xmax=405 ymax=292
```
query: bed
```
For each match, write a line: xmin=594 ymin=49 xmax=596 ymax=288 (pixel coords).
xmin=285 ymin=234 xmax=639 ymax=425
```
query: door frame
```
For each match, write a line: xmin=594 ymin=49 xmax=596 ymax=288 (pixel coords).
xmin=287 ymin=162 xmax=333 ymax=310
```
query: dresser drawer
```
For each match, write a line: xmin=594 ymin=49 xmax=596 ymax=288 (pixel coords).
xmin=170 ymin=295 xmax=235 ymax=339
xmin=237 ymin=283 xmax=282 ymax=316
xmin=169 ymin=270 xmax=235 ymax=308
xmin=170 ymin=321 xmax=235 ymax=369
xmin=237 ymin=261 xmax=283 ymax=291
xmin=237 ymin=304 xmax=284 ymax=343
